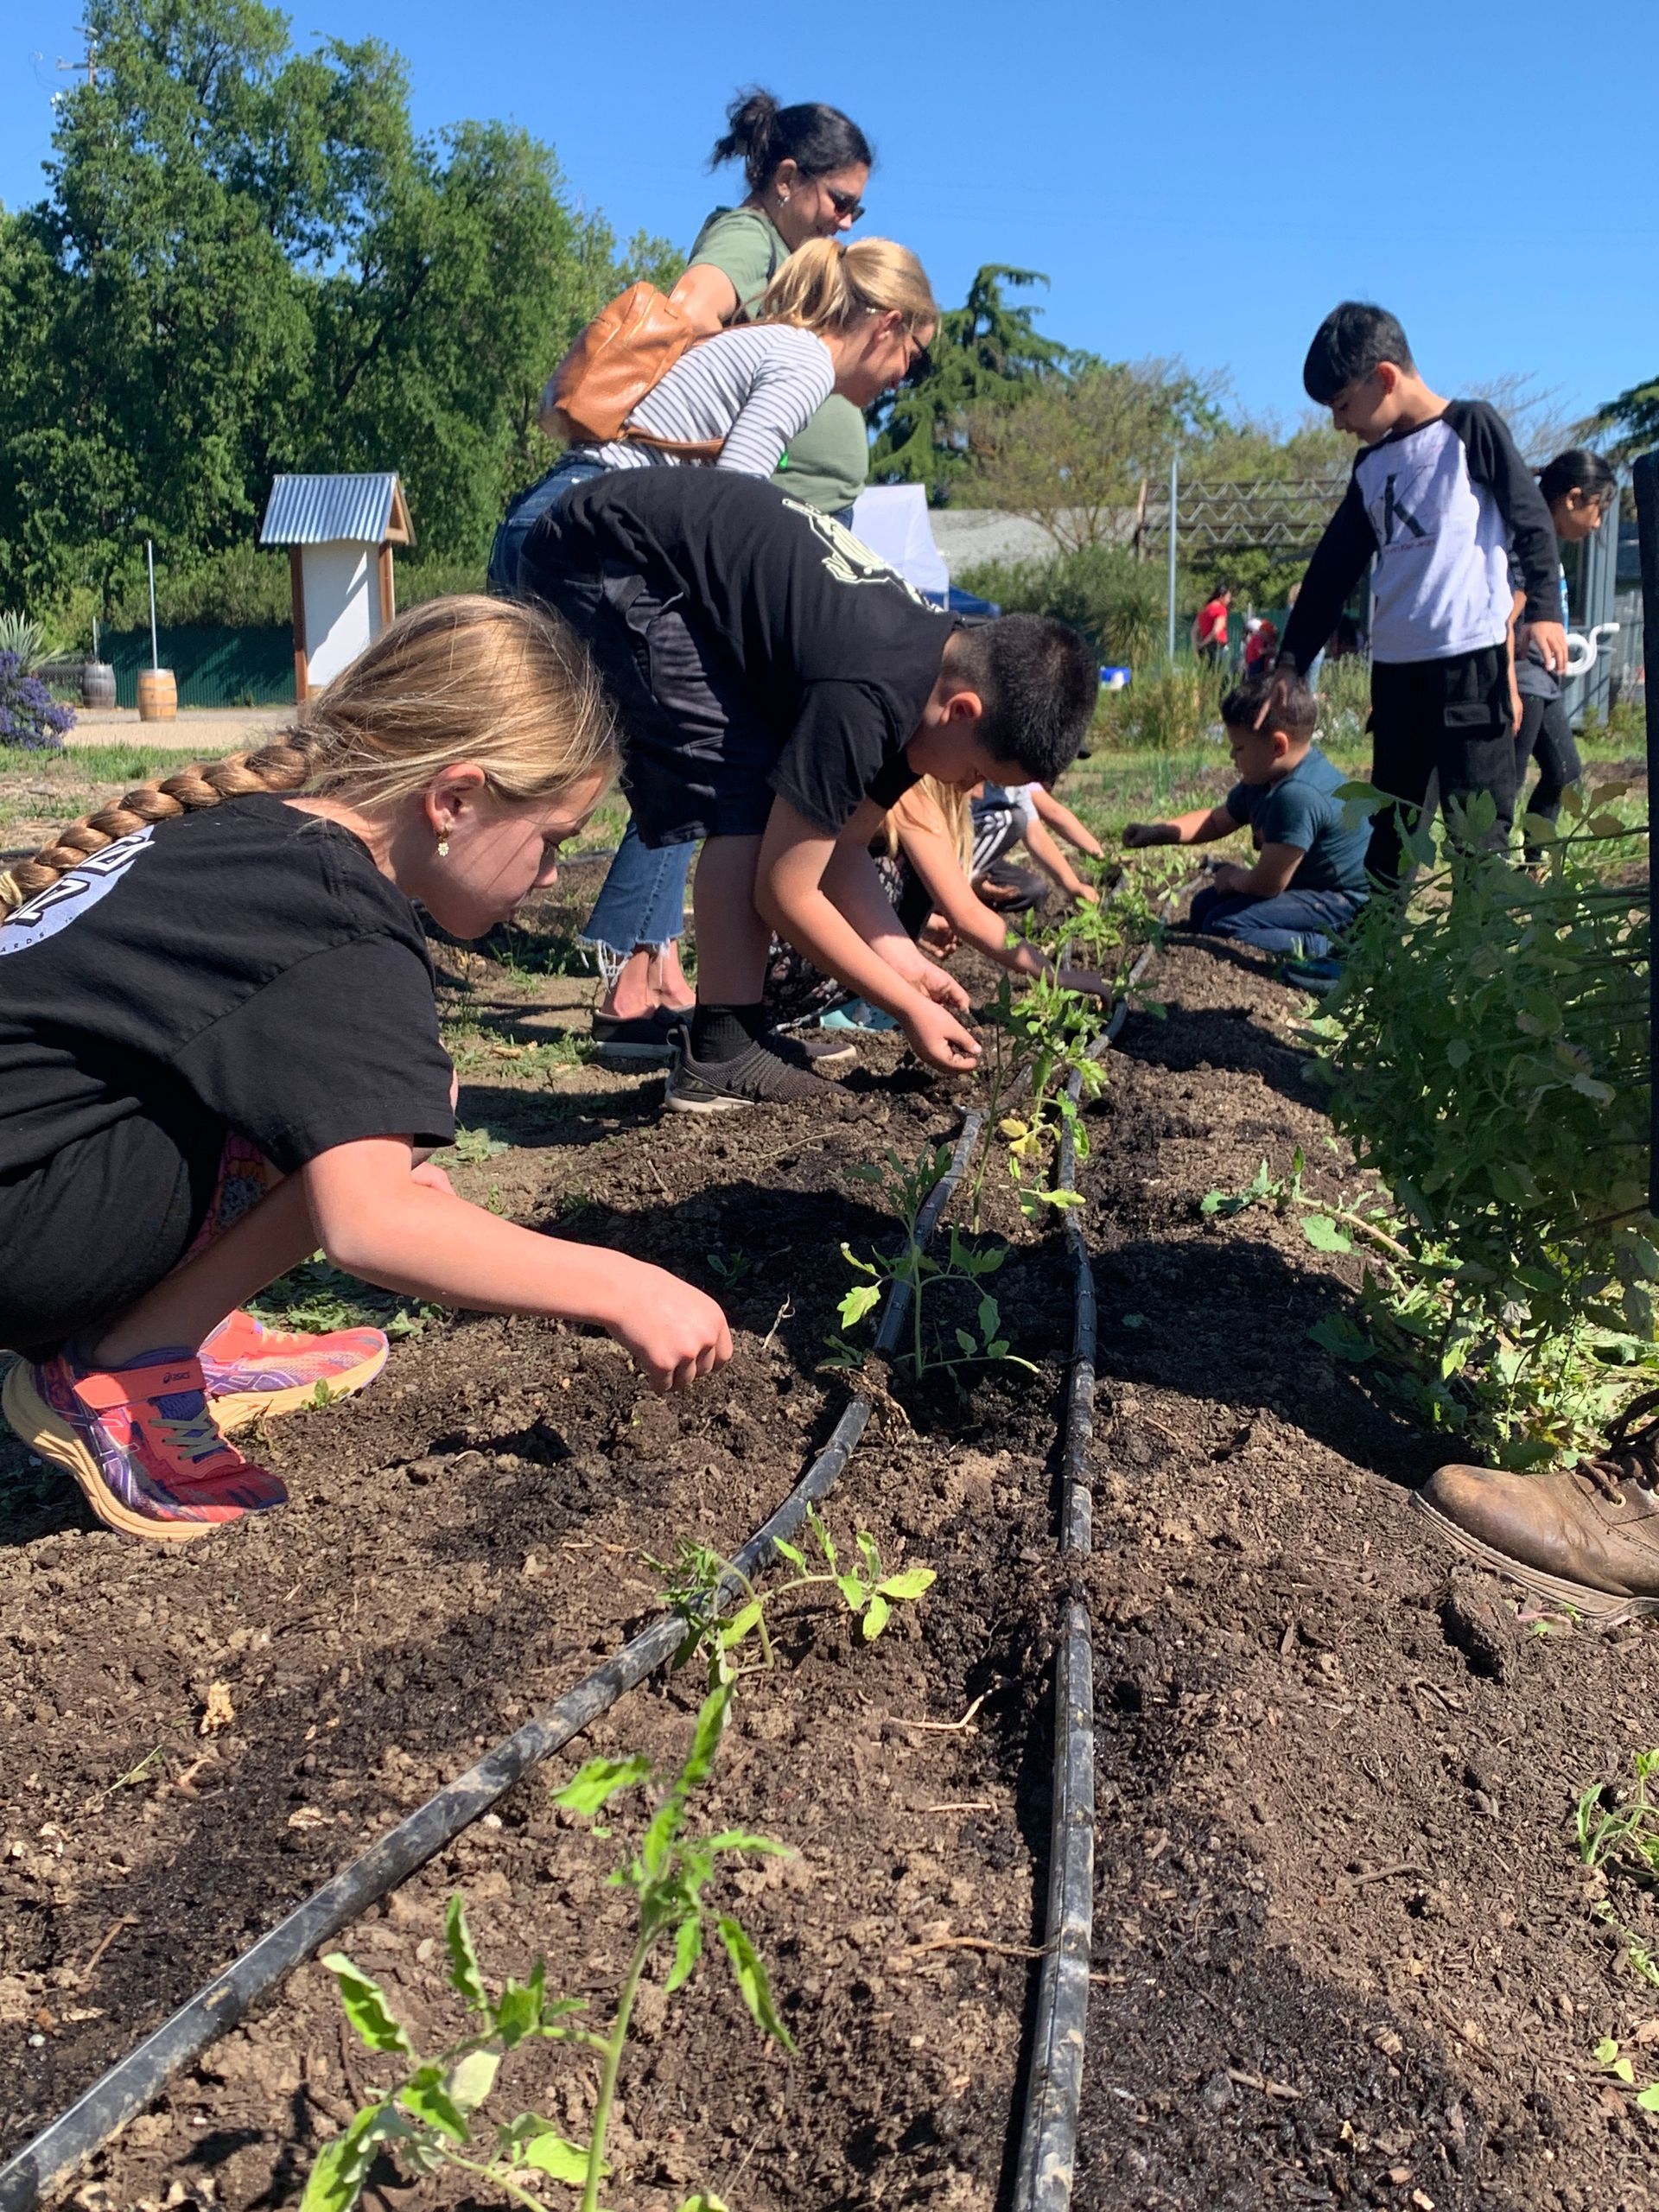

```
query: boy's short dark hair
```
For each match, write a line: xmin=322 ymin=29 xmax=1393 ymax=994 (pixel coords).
xmin=1221 ymin=666 xmax=1317 ymax=742
xmin=1303 ymin=302 xmax=1414 ymax=405
xmin=950 ymin=614 xmax=1097 ymax=783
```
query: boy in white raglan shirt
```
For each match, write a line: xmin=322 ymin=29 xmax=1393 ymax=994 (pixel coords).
xmin=1274 ymin=302 xmax=1567 ymax=887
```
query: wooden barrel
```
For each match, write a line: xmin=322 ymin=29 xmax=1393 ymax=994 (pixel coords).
xmin=81 ymin=659 xmax=116 ymax=709
xmin=137 ymin=668 xmax=177 ymax=721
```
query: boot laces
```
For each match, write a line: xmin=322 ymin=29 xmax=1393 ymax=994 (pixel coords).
xmin=1582 ymin=1389 xmax=1659 ymax=1503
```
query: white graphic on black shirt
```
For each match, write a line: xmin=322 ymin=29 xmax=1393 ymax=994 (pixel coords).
xmin=781 ymin=498 xmax=932 ymax=607
xmin=0 ymin=826 xmax=155 ymax=955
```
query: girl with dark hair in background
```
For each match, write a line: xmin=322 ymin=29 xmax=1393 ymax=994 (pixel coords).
xmin=575 ymin=87 xmax=880 ymax=1059
xmin=1509 ymin=448 xmax=1618 ymax=855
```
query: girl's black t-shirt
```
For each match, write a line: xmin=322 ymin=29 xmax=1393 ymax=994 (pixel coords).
xmin=0 ymin=794 xmax=456 ymax=1179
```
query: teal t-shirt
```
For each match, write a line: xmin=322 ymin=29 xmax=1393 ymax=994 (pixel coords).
xmin=1225 ymin=744 xmax=1371 ymax=893
xmin=686 ymin=206 xmax=870 ymax=517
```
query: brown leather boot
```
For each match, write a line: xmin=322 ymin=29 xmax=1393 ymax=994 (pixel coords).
xmin=1414 ymin=1391 xmax=1659 ymax=1626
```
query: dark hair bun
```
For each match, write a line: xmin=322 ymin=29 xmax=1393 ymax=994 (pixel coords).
xmin=709 ymin=87 xmax=873 ymax=192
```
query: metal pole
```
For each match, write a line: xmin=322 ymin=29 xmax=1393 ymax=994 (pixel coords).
xmin=1632 ymin=452 xmax=1659 ymax=1216
xmin=1165 ymin=449 xmax=1180 ymax=664
xmin=145 ymin=540 xmax=158 ymax=673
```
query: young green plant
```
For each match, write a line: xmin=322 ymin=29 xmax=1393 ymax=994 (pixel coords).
xmin=302 ymin=1683 xmax=788 ymax=2212
xmin=654 ymin=1502 xmax=936 ymax=1686
xmin=830 ymin=1144 xmax=1029 ymax=1384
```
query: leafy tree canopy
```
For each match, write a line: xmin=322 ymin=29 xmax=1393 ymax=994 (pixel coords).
xmin=0 ymin=0 xmax=664 ymax=626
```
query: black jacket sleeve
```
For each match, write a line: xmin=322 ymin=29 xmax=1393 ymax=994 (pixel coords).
xmin=1448 ymin=400 xmax=1560 ymax=621
xmin=1278 ymin=474 xmax=1376 ymax=672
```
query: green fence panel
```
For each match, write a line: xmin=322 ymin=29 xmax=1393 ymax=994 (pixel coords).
xmin=103 ymin=626 xmax=294 ymax=709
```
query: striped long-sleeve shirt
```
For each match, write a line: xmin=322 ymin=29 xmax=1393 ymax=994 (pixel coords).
xmin=582 ymin=323 xmax=836 ymax=479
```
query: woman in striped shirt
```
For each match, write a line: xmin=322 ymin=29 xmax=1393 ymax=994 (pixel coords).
xmin=494 ymin=237 xmax=938 ymax=1059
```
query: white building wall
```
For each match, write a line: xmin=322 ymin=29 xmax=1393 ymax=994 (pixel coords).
xmin=301 ymin=540 xmax=381 ymax=688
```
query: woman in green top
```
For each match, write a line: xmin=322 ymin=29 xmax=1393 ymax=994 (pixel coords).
xmin=671 ymin=86 xmax=875 ymax=524
xmin=580 ymin=87 xmax=880 ymax=1052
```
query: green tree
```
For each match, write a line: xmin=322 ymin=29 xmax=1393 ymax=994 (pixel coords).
xmin=0 ymin=0 xmax=666 ymax=622
xmin=1591 ymin=372 xmax=1659 ymax=461
xmin=964 ymin=356 xmax=1226 ymax=554
xmin=868 ymin=264 xmax=1067 ymax=502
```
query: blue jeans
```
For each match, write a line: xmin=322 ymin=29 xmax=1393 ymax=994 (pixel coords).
xmin=487 ymin=452 xmax=610 ymax=595
xmin=1189 ymin=882 xmax=1365 ymax=959
xmin=581 ymin=817 xmax=693 ymax=966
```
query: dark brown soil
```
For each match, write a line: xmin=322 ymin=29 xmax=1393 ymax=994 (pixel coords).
xmin=0 ymin=898 xmax=1069 ymax=2209
xmin=1073 ymin=931 xmax=1659 ymax=2212
xmin=3 ymin=888 xmax=1656 ymax=2212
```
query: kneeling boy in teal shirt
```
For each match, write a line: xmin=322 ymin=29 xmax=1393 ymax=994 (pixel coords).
xmin=1123 ymin=668 xmax=1370 ymax=958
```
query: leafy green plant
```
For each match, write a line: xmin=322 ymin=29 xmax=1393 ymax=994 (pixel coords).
xmin=829 ymin=1144 xmax=1028 ymax=1383
xmin=250 ymin=1255 xmax=440 ymax=1340
xmin=706 ymin=1250 xmax=753 ymax=1287
xmin=1592 ymin=2037 xmax=1659 ymax=2112
xmin=973 ymin=974 xmax=1108 ymax=1227
xmin=1090 ymin=660 xmax=1228 ymax=752
xmin=1576 ymin=1748 xmax=1659 ymax=1882
xmin=0 ymin=613 xmax=47 ymax=671
xmin=1308 ymin=785 xmax=1657 ymax=1460
xmin=655 ymin=1504 xmax=936 ymax=1684
xmin=303 ymin=1685 xmax=785 ymax=2211
xmin=302 ymin=1895 xmax=599 ymax=2209
xmin=444 ymin=1125 xmax=513 ymax=1165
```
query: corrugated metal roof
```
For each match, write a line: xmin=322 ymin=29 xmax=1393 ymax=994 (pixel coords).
xmin=259 ymin=474 xmax=403 ymax=546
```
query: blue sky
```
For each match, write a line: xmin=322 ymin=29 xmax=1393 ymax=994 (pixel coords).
xmin=4 ymin=0 xmax=1656 ymax=437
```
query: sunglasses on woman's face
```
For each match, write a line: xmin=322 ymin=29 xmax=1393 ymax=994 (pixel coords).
xmin=819 ymin=183 xmax=865 ymax=222
xmin=905 ymin=337 xmax=933 ymax=384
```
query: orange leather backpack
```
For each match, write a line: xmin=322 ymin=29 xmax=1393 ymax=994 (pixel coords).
xmin=538 ymin=283 xmax=722 ymax=461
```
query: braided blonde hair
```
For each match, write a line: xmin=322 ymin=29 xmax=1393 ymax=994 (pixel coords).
xmin=0 ymin=595 xmax=617 ymax=918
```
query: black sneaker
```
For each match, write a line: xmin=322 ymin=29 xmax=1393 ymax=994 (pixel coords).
xmin=770 ymin=1027 xmax=857 ymax=1073
xmin=664 ymin=1031 xmax=834 ymax=1114
xmin=590 ymin=1006 xmax=682 ymax=1063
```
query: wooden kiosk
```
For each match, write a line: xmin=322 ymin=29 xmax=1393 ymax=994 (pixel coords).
xmin=258 ymin=473 xmax=413 ymax=702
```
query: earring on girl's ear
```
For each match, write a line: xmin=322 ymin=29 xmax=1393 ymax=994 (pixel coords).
xmin=435 ymin=833 xmax=450 ymax=858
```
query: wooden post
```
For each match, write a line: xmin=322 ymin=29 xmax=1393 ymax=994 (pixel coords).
xmin=289 ymin=546 xmax=308 ymax=703
xmin=378 ymin=543 xmax=396 ymax=632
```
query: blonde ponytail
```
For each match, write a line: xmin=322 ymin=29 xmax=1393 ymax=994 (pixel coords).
xmin=0 ymin=595 xmax=617 ymax=919
xmin=760 ymin=236 xmax=938 ymax=336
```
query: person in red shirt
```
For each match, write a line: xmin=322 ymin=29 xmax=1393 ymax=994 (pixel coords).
xmin=1192 ymin=585 xmax=1231 ymax=664
xmin=1243 ymin=615 xmax=1279 ymax=674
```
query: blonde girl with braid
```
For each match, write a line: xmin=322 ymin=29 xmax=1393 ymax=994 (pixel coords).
xmin=0 ymin=596 xmax=731 ymax=1544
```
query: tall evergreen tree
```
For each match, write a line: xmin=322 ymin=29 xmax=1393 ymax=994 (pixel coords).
xmin=868 ymin=264 xmax=1066 ymax=503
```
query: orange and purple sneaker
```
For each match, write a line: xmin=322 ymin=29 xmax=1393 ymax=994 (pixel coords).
xmin=199 ymin=1309 xmax=390 ymax=1432
xmin=2 ymin=1345 xmax=289 ymax=1545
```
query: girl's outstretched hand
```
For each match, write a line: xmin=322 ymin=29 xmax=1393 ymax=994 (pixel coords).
xmin=608 ymin=1270 xmax=734 ymax=1393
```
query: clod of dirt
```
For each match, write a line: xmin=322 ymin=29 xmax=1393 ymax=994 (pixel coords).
xmin=1437 ymin=1567 xmax=1522 ymax=1680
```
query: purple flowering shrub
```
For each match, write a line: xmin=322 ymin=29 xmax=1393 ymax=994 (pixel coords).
xmin=0 ymin=652 xmax=76 ymax=750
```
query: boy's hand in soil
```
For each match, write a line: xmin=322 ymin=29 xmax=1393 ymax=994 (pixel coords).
xmin=1122 ymin=821 xmax=1179 ymax=849
xmin=901 ymin=994 xmax=982 ymax=1071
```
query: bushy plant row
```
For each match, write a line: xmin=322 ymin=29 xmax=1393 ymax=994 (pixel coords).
xmin=1309 ymin=783 xmax=1655 ymax=1460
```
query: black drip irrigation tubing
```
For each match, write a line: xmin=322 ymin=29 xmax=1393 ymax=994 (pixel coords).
xmin=1010 ymin=875 xmax=1197 ymax=2212
xmin=0 ymin=1112 xmax=983 ymax=2212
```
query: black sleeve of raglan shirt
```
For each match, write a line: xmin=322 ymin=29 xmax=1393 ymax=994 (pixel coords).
xmin=1277 ymin=472 xmax=1377 ymax=672
xmin=769 ymin=680 xmax=920 ymax=836
xmin=1446 ymin=399 xmax=1561 ymax=621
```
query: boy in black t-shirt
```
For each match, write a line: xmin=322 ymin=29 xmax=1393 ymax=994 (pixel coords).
xmin=1274 ymin=303 xmax=1566 ymax=885
xmin=520 ymin=472 xmax=1098 ymax=1112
